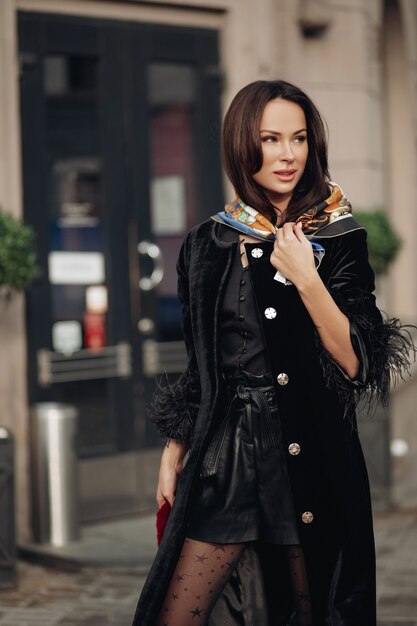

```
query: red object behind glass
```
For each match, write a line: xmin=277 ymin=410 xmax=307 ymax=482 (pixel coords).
xmin=84 ymin=312 xmax=106 ymax=350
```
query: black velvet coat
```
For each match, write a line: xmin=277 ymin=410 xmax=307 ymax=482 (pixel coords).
xmin=133 ymin=214 xmax=414 ymax=626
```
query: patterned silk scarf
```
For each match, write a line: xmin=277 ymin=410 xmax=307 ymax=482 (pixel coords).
xmin=218 ymin=181 xmax=352 ymax=240
xmin=216 ymin=181 xmax=352 ymax=285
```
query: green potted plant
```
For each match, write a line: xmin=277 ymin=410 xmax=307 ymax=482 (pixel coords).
xmin=0 ymin=210 xmax=37 ymax=303
xmin=354 ymin=209 xmax=402 ymax=275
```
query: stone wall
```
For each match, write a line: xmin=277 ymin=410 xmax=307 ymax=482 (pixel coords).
xmin=0 ymin=0 xmax=30 ymax=541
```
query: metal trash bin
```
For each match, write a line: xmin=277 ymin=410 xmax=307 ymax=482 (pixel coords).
xmin=0 ymin=427 xmax=17 ymax=588
xmin=30 ymin=403 xmax=79 ymax=546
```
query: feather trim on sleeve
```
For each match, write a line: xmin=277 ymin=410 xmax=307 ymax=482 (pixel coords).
xmin=363 ymin=322 xmax=415 ymax=410
xmin=314 ymin=330 xmax=357 ymax=421
xmin=147 ymin=366 xmax=201 ymax=446
xmin=314 ymin=288 xmax=417 ymax=420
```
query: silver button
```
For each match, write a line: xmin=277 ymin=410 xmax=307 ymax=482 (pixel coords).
xmin=251 ymin=247 xmax=263 ymax=258
xmin=288 ymin=443 xmax=301 ymax=456
xmin=277 ymin=372 xmax=289 ymax=385
xmin=301 ymin=511 xmax=314 ymax=524
xmin=264 ymin=307 xmax=277 ymax=319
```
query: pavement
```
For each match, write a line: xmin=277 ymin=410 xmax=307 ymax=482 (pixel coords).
xmin=0 ymin=561 xmax=146 ymax=626
xmin=1 ymin=432 xmax=417 ymax=626
xmin=18 ymin=514 xmax=157 ymax=569
xmin=375 ymin=506 xmax=417 ymax=625
xmin=0 ymin=504 xmax=416 ymax=626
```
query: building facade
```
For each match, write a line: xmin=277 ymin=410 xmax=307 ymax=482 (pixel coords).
xmin=0 ymin=0 xmax=416 ymax=541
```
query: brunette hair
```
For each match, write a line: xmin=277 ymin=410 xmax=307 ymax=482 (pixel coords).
xmin=221 ymin=80 xmax=331 ymax=225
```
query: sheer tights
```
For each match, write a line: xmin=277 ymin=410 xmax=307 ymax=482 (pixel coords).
xmin=157 ymin=538 xmax=312 ymax=626
xmin=157 ymin=537 xmax=246 ymax=626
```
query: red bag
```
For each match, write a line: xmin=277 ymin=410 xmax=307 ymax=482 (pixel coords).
xmin=156 ymin=500 xmax=172 ymax=546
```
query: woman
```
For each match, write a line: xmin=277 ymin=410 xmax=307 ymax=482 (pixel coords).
xmin=132 ymin=80 xmax=415 ymax=626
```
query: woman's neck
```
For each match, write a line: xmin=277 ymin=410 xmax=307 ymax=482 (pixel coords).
xmin=266 ymin=191 xmax=292 ymax=215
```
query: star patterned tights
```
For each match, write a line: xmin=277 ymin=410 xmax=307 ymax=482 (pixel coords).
xmin=156 ymin=538 xmax=312 ymax=626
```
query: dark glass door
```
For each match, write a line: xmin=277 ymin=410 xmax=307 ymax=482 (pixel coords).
xmin=19 ymin=12 xmax=223 ymax=515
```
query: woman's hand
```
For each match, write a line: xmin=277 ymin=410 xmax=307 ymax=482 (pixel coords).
xmin=156 ymin=439 xmax=188 ymax=508
xmin=270 ymin=222 xmax=316 ymax=289
xmin=271 ymin=222 xmax=359 ymax=377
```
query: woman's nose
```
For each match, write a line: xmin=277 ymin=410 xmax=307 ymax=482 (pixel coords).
xmin=279 ymin=144 xmax=295 ymax=162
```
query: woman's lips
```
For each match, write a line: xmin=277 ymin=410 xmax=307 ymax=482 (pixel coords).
xmin=274 ymin=170 xmax=297 ymax=181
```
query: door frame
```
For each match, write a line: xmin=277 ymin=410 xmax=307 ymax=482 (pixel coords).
xmin=18 ymin=10 xmax=224 ymax=518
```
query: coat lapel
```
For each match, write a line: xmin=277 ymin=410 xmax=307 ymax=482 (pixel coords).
xmin=186 ymin=221 xmax=237 ymax=439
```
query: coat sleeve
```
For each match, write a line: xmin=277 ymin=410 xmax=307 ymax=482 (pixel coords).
xmin=148 ymin=232 xmax=201 ymax=446
xmin=315 ymin=228 xmax=416 ymax=413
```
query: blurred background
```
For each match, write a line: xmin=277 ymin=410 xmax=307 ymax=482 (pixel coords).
xmin=0 ymin=0 xmax=416 ymax=624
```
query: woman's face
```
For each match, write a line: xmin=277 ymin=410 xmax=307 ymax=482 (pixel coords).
xmin=252 ymin=98 xmax=308 ymax=212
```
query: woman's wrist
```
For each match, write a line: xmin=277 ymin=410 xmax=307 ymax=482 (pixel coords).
xmin=162 ymin=438 xmax=189 ymax=468
xmin=165 ymin=437 xmax=189 ymax=451
xmin=294 ymin=268 xmax=321 ymax=294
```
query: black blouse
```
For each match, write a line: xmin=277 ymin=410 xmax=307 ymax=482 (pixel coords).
xmin=219 ymin=226 xmax=270 ymax=376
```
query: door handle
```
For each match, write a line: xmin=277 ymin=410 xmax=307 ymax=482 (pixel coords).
xmin=137 ymin=240 xmax=164 ymax=291
xmin=137 ymin=317 xmax=155 ymax=335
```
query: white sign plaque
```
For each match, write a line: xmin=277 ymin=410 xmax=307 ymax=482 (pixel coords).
xmin=52 ymin=321 xmax=82 ymax=355
xmin=48 ymin=252 xmax=105 ymax=285
xmin=151 ymin=175 xmax=186 ymax=235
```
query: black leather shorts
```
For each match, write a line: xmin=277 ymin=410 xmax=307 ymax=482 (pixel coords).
xmin=186 ymin=369 xmax=300 ymax=545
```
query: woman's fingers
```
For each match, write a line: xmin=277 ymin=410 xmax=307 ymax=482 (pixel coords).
xmin=275 ymin=222 xmax=297 ymax=251
xmin=293 ymin=221 xmax=306 ymax=241
xmin=157 ymin=484 xmax=175 ymax=507
xmin=271 ymin=220 xmax=314 ymax=286
xmin=276 ymin=221 xmax=306 ymax=247
xmin=156 ymin=486 xmax=166 ymax=509
xmin=164 ymin=492 xmax=175 ymax=507
xmin=156 ymin=443 xmax=186 ymax=509
xmin=156 ymin=468 xmax=178 ymax=508
xmin=156 ymin=488 xmax=174 ymax=508
xmin=281 ymin=222 xmax=296 ymax=239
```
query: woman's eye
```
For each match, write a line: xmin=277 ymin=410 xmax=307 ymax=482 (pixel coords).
xmin=261 ymin=135 xmax=306 ymax=144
